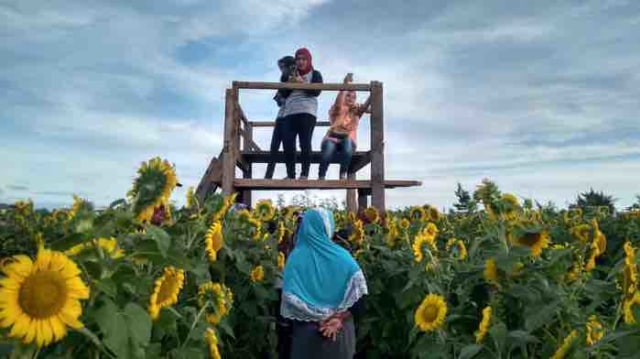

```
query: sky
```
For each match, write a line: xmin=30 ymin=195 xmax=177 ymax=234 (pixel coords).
xmin=1 ymin=0 xmax=639 ymax=211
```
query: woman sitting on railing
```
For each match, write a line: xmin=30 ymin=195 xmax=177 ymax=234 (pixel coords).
xmin=281 ymin=48 xmax=323 ymax=180
xmin=318 ymin=74 xmax=370 ymax=180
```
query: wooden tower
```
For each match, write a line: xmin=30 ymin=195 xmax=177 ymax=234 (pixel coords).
xmin=195 ymin=80 xmax=421 ymax=213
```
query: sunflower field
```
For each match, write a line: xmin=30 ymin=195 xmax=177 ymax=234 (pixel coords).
xmin=1 ymin=157 xmax=640 ymax=358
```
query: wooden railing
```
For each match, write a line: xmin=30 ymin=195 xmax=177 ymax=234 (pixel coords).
xmin=221 ymin=81 xmax=386 ymax=211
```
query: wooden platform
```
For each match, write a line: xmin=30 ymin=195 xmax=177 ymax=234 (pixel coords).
xmin=240 ymin=151 xmax=371 ymax=172
xmin=233 ymin=179 xmax=421 ymax=191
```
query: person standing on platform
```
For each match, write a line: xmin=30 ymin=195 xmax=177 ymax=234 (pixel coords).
xmin=281 ymin=48 xmax=323 ymax=180
xmin=265 ymin=55 xmax=296 ymax=179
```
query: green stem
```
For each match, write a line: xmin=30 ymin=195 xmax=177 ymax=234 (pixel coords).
xmin=179 ymin=304 xmax=208 ymax=352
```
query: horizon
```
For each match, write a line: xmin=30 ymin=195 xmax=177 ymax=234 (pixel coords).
xmin=1 ymin=1 xmax=639 ymax=210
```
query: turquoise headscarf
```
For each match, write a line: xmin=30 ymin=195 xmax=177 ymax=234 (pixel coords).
xmin=281 ymin=208 xmax=368 ymax=321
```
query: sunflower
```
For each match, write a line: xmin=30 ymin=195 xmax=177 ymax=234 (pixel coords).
xmin=409 ymin=207 xmax=427 ymax=222
xmin=484 ymin=258 xmax=499 ymax=285
xmin=67 ymin=195 xmax=87 ymax=220
xmin=186 ymin=186 xmax=198 ymax=209
xmin=198 ymin=282 xmax=233 ymax=325
xmin=585 ymin=315 xmax=604 ymax=346
xmin=399 ymin=218 xmax=410 ymax=230
xmin=623 ymin=292 xmax=640 ymax=324
xmin=250 ymin=265 xmax=265 ymax=283
xmin=414 ymin=294 xmax=447 ymax=332
xmin=64 ymin=237 xmax=124 ymax=259
xmin=0 ymin=249 xmax=90 ymax=347
xmin=14 ymin=200 xmax=33 ymax=216
xmin=570 ymin=224 xmax=591 ymax=243
xmin=412 ymin=234 xmax=436 ymax=263
xmin=385 ymin=218 xmax=400 ymax=248
xmin=566 ymin=255 xmax=583 ymax=282
xmin=128 ymin=157 xmax=178 ymax=223
xmin=212 ymin=193 xmax=237 ymax=222
xmin=276 ymin=222 xmax=286 ymax=244
xmin=349 ymin=220 xmax=365 ymax=246
xmin=426 ymin=206 xmax=440 ymax=222
xmin=364 ymin=207 xmax=380 ymax=224
xmin=148 ymin=267 xmax=185 ymax=320
xmin=254 ymin=200 xmax=275 ymax=221
xmin=512 ymin=230 xmax=550 ymax=258
xmin=550 ymin=330 xmax=578 ymax=359
xmin=205 ymin=328 xmax=222 ymax=359
xmin=278 ymin=252 xmax=286 ymax=272
xmin=623 ymin=241 xmax=638 ymax=299
xmin=475 ymin=306 xmax=492 ymax=343
xmin=454 ymin=240 xmax=468 ymax=261
xmin=205 ymin=222 xmax=224 ymax=262
xmin=424 ymin=222 xmax=438 ymax=239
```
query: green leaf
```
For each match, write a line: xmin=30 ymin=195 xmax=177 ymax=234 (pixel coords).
xmin=458 ymin=344 xmax=483 ymax=359
xmin=94 ymin=278 xmax=118 ymax=298
xmin=147 ymin=226 xmax=171 ymax=257
xmin=507 ymin=330 xmax=540 ymax=344
xmin=93 ymin=299 xmax=152 ymax=359
xmin=524 ymin=301 xmax=558 ymax=332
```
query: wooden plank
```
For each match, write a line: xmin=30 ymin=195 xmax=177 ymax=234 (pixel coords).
xmin=233 ymin=179 xmax=420 ymax=190
xmin=370 ymin=81 xmax=385 ymax=212
xmin=250 ymin=121 xmax=331 ymax=128
xmin=195 ymin=154 xmax=222 ymax=203
xmin=349 ymin=151 xmax=371 ymax=173
xmin=346 ymin=172 xmax=357 ymax=213
xmin=221 ymin=88 xmax=237 ymax=195
xmin=240 ymin=127 xmax=261 ymax=151
xmin=233 ymin=81 xmax=370 ymax=91
xmin=236 ymin=104 xmax=249 ymax=126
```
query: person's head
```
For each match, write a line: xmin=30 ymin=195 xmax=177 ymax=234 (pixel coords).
xmin=294 ymin=48 xmax=313 ymax=74
xmin=278 ymin=56 xmax=295 ymax=73
xmin=298 ymin=208 xmax=334 ymax=244
xmin=345 ymin=91 xmax=357 ymax=106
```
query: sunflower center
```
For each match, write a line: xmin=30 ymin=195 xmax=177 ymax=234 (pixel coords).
xmin=422 ymin=305 xmax=439 ymax=322
xmin=19 ymin=270 xmax=67 ymax=318
xmin=518 ymin=233 xmax=540 ymax=247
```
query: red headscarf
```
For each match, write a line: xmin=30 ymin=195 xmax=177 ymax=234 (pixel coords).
xmin=295 ymin=47 xmax=313 ymax=75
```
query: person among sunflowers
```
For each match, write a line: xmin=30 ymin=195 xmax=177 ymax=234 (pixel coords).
xmin=281 ymin=208 xmax=368 ymax=358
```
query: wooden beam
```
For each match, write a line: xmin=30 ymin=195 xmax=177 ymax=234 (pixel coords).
xmin=221 ymin=88 xmax=238 ymax=195
xmin=236 ymin=104 xmax=249 ymax=127
xmin=232 ymin=81 xmax=370 ymax=92
xmin=195 ymin=154 xmax=223 ymax=203
xmin=370 ymin=81 xmax=385 ymax=212
xmin=233 ymin=179 xmax=421 ymax=190
xmin=346 ymin=172 xmax=357 ymax=214
xmin=250 ymin=121 xmax=331 ymax=128
xmin=349 ymin=151 xmax=371 ymax=173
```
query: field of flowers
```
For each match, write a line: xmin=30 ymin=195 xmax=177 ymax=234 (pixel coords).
xmin=1 ymin=157 xmax=640 ymax=358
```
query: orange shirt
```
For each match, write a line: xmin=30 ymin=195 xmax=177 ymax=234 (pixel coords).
xmin=327 ymin=103 xmax=364 ymax=144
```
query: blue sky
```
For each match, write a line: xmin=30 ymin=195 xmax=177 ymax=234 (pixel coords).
xmin=1 ymin=0 xmax=639 ymax=210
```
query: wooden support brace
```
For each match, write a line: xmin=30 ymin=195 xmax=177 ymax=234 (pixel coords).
xmin=346 ymin=172 xmax=357 ymax=213
xmin=221 ymin=88 xmax=238 ymax=196
xmin=357 ymin=189 xmax=368 ymax=214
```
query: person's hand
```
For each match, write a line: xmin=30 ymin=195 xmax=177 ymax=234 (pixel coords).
xmin=294 ymin=74 xmax=304 ymax=83
xmin=319 ymin=317 xmax=343 ymax=341
xmin=343 ymin=73 xmax=353 ymax=84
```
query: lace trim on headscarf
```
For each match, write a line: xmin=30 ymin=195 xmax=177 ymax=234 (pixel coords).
xmin=280 ymin=270 xmax=368 ymax=322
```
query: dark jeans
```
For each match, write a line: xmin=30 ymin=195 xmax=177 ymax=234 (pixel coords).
xmin=265 ymin=117 xmax=286 ymax=179
xmin=283 ymin=113 xmax=316 ymax=178
xmin=318 ymin=137 xmax=355 ymax=178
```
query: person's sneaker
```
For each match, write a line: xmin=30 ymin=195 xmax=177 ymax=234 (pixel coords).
xmin=281 ymin=176 xmax=293 ymax=180
xmin=298 ymin=175 xmax=308 ymax=180
xmin=318 ymin=176 xmax=326 ymax=180
xmin=339 ymin=173 xmax=347 ymax=180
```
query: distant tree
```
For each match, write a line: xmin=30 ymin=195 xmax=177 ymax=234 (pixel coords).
xmin=453 ymin=183 xmax=477 ymax=213
xmin=570 ymin=188 xmax=616 ymax=213
xmin=628 ymin=195 xmax=640 ymax=211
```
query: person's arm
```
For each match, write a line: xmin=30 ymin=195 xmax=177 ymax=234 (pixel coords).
xmin=355 ymin=96 xmax=372 ymax=117
xmin=277 ymin=72 xmax=292 ymax=99
xmin=332 ymin=73 xmax=352 ymax=111
xmin=303 ymin=70 xmax=323 ymax=97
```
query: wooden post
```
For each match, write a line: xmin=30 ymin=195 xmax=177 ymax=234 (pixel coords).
xmin=221 ymin=88 xmax=238 ymax=196
xmin=241 ymin=122 xmax=253 ymax=206
xmin=357 ymin=189 xmax=368 ymax=214
xmin=346 ymin=172 xmax=357 ymax=213
xmin=369 ymin=81 xmax=385 ymax=212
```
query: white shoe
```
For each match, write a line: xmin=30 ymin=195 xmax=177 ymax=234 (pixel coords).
xmin=298 ymin=175 xmax=308 ymax=180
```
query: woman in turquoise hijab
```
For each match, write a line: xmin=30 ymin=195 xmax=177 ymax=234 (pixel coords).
xmin=281 ymin=208 xmax=368 ymax=358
